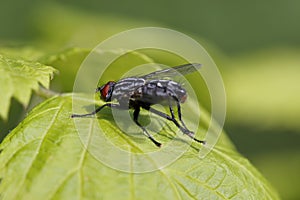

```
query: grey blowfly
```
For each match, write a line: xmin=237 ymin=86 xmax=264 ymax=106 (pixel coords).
xmin=71 ymin=63 xmax=206 ymax=147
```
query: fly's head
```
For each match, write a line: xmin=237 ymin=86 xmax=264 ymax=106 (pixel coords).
xmin=96 ymin=81 xmax=115 ymax=102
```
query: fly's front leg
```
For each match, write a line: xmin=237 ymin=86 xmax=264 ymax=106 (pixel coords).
xmin=133 ymin=106 xmax=162 ymax=147
xmin=71 ymin=103 xmax=118 ymax=118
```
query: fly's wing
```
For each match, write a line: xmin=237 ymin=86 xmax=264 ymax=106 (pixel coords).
xmin=140 ymin=63 xmax=202 ymax=80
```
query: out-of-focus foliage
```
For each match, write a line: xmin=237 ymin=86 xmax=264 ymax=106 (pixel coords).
xmin=0 ymin=53 xmax=57 ymax=120
xmin=224 ymin=48 xmax=300 ymax=130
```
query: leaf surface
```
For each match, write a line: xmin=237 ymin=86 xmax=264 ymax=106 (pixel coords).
xmin=0 ymin=95 xmax=279 ymax=199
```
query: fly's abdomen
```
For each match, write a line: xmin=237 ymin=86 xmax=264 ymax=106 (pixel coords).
xmin=133 ymin=80 xmax=187 ymax=105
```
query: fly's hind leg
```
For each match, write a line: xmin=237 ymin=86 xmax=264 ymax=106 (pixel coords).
xmin=168 ymin=95 xmax=188 ymax=130
xmin=145 ymin=105 xmax=205 ymax=144
xmin=143 ymin=103 xmax=205 ymax=144
xmin=166 ymin=92 xmax=190 ymax=132
xmin=168 ymin=93 xmax=206 ymax=144
xmin=133 ymin=106 xmax=162 ymax=147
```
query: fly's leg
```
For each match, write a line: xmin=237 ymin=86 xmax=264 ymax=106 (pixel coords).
xmin=133 ymin=106 xmax=162 ymax=147
xmin=168 ymin=96 xmax=205 ymax=144
xmin=166 ymin=93 xmax=190 ymax=133
xmin=167 ymin=102 xmax=188 ymax=134
xmin=167 ymin=97 xmax=188 ymax=131
xmin=147 ymin=106 xmax=181 ymax=129
xmin=173 ymin=97 xmax=188 ymax=130
xmin=71 ymin=103 xmax=118 ymax=118
xmin=144 ymin=103 xmax=205 ymax=144
xmin=71 ymin=103 xmax=162 ymax=147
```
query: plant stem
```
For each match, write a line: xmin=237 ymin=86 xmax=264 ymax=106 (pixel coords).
xmin=36 ymin=86 xmax=60 ymax=99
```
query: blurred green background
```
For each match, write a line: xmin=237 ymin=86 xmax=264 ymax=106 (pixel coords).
xmin=1 ymin=0 xmax=299 ymax=199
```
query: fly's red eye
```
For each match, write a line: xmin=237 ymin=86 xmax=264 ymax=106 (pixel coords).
xmin=101 ymin=84 xmax=110 ymax=99
xmin=99 ymin=81 xmax=115 ymax=101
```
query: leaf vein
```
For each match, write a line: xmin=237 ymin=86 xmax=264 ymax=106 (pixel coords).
xmin=13 ymin=101 xmax=64 ymax=199
xmin=212 ymin=147 xmax=273 ymax=199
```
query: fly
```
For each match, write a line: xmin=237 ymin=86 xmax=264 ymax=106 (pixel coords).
xmin=71 ymin=63 xmax=206 ymax=147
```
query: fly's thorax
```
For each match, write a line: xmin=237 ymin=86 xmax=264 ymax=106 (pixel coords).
xmin=111 ymin=77 xmax=146 ymax=102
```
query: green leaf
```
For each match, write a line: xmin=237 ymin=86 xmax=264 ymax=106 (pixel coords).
xmin=0 ymin=54 xmax=57 ymax=120
xmin=0 ymin=95 xmax=279 ymax=199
